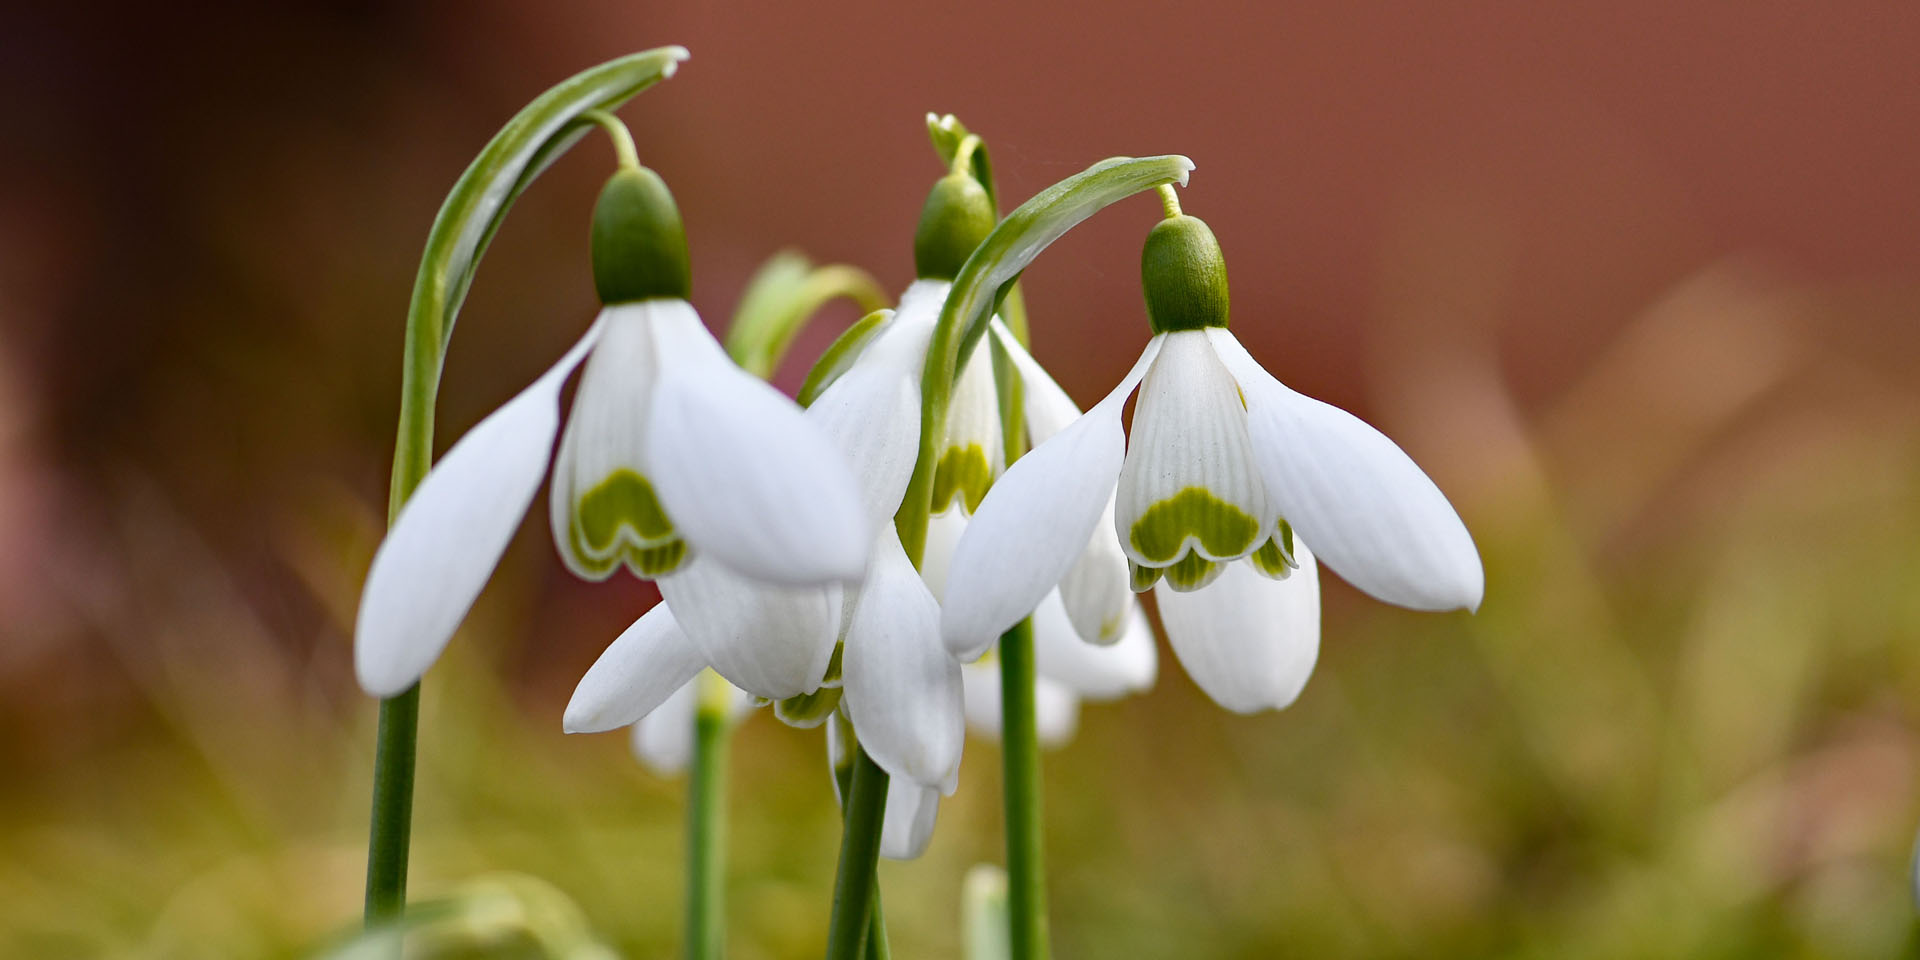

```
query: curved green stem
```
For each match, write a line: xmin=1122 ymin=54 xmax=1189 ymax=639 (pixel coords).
xmin=579 ymin=109 xmax=641 ymax=171
xmin=825 ymin=749 xmax=890 ymax=960
xmin=364 ymin=45 xmax=688 ymax=927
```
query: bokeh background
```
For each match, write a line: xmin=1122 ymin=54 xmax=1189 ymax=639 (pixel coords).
xmin=4 ymin=1 xmax=1919 ymax=957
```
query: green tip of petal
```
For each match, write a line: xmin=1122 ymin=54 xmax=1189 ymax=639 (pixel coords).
xmin=774 ymin=686 xmax=842 ymax=729
xmin=931 ymin=445 xmax=995 ymax=515
xmin=1248 ymin=520 xmax=1298 ymax=580
xmin=1128 ymin=487 xmax=1260 ymax=565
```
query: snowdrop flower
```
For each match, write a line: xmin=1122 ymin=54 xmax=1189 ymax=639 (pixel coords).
xmin=354 ymin=163 xmax=869 ymax=697
xmin=941 ymin=194 xmax=1482 ymax=713
xmin=567 ymin=278 xmax=964 ymax=795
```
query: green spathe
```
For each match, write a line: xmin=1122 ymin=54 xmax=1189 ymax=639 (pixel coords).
xmin=1141 ymin=214 xmax=1229 ymax=333
xmin=592 ymin=166 xmax=692 ymax=304
xmin=1128 ymin=486 xmax=1261 ymax=565
xmin=915 ymin=173 xmax=997 ymax=281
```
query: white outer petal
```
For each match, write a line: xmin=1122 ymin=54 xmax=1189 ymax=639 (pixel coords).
xmin=1154 ymin=543 xmax=1321 ymax=713
xmin=629 ymin=679 xmax=697 ymax=774
xmin=564 ymin=603 xmax=707 ymax=733
xmin=804 ymin=310 xmax=932 ymax=531
xmin=989 ymin=321 xmax=1132 ymax=643
xmin=842 ymin=528 xmax=964 ymax=789
xmin=1206 ymin=328 xmax=1484 ymax=611
xmin=961 ymin=661 xmax=1081 ymax=748
xmin=644 ymin=300 xmax=870 ymax=584
xmin=353 ymin=321 xmax=603 ymax=697
xmin=658 ymin=555 xmax=840 ymax=700
xmin=940 ymin=336 xmax=1165 ymax=661
xmin=880 ymin=781 xmax=941 ymax=861
xmin=989 ymin=318 xmax=1081 ymax=445
xmin=1033 ymin=591 xmax=1156 ymax=702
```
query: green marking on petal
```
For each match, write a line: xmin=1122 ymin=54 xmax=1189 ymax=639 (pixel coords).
xmin=1160 ymin=552 xmax=1224 ymax=592
xmin=578 ymin=468 xmax=676 ymax=552
xmin=931 ymin=445 xmax=994 ymax=514
xmin=630 ymin=540 xmax=688 ymax=577
xmin=1128 ymin=486 xmax=1260 ymax=564
xmin=564 ymin=483 xmax=687 ymax=581
xmin=820 ymin=642 xmax=844 ymax=689
xmin=1250 ymin=519 xmax=1298 ymax=580
xmin=774 ymin=685 xmax=841 ymax=729
xmin=1129 ymin=560 xmax=1161 ymax=593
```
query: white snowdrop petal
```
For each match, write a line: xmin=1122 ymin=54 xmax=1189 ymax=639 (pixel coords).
xmin=917 ymin=508 xmax=969 ymax=603
xmin=644 ymin=300 xmax=870 ymax=585
xmin=658 ymin=555 xmax=840 ymax=701
xmin=564 ymin=602 xmax=707 ymax=733
xmin=550 ymin=305 xmax=684 ymax=580
xmin=932 ymin=335 xmax=1004 ymax=515
xmin=629 ymin=679 xmax=697 ymax=775
xmin=1154 ymin=542 xmax=1321 ymax=714
xmin=353 ymin=321 xmax=602 ymax=697
xmin=941 ymin=337 xmax=1165 ymax=661
xmin=1056 ymin=491 xmax=1134 ymax=644
xmin=961 ymin=661 xmax=1081 ymax=748
xmin=1115 ymin=331 xmax=1274 ymax=583
xmin=988 ymin=318 xmax=1083 ymax=445
xmin=842 ymin=529 xmax=964 ymax=789
xmin=803 ymin=311 xmax=933 ymax=531
xmin=1206 ymin=328 xmax=1484 ymax=611
xmin=1033 ymin=591 xmax=1157 ymax=702
xmin=880 ymin=781 xmax=941 ymax=861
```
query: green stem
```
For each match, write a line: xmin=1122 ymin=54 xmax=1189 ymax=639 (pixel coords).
xmin=579 ymin=109 xmax=641 ymax=171
xmin=364 ymin=684 xmax=419 ymax=923
xmin=687 ymin=680 xmax=729 ymax=960
xmin=825 ymin=749 xmax=890 ymax=960
xmin=865 ymin=884 xmax=891 ymax=960
xmin=997 ymin=618 xmax=1048 ymax=959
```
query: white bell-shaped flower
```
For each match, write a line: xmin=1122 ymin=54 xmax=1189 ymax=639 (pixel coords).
xmin=940 ymin=209 xmax=1482 ymax=713
xmin=355 ymin=167 xmax=870 ymax=698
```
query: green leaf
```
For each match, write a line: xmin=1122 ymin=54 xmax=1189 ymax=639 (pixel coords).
xmin=724 ymin=251 xmax=889 ymax=380
xmin=797 ymin=309 xmax=892 ymax=408
xmin=390 ymin=45 xmax=689 ymax=519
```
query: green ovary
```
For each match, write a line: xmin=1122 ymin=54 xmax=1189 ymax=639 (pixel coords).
xmin=931 ymin=445 xmax=994 ymax=514
xmin=1128 ymin=486 xmax=1260 ymax=565
xmin=568 ymin=469 xmax=686 ymax=579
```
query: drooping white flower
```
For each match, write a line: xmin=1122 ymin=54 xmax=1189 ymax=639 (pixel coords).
xmin=940 ymin=209 xmax=1482 ymax=713
xmin=567 ymin=280 xmax=965 ymax=793
xmin=354 ymin=167 xmax=870 ymax=699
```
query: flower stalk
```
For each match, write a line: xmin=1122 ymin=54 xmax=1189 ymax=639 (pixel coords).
xmin=825 ymin=749 xmax=891 ymax=960
xmin=996 ymin=618 xmax=1049 ymax=958
xmin=686 ymin=672 xmax=731 ymax=960
xmin=361 ymin=45 xmax=689 ymax=925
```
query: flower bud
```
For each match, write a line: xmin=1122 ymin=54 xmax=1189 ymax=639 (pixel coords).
xmin=591 ymin=166 xmax=691 ymax=304
xmin=913 ymin=172 xmax=996 ymax=281
xmin=1140 ymin=214 xmax=1229 ymax=333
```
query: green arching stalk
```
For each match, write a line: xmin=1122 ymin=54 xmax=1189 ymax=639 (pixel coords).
xmin=365 ymin=46 xmax=688 ymax=926
xmin=893 ymin=154 xmax=1194 ymax=563
xmin=686 ymin=672 xmax=731 ymax=960
xmin=726 ymin=253 xmax=890 ymax=381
